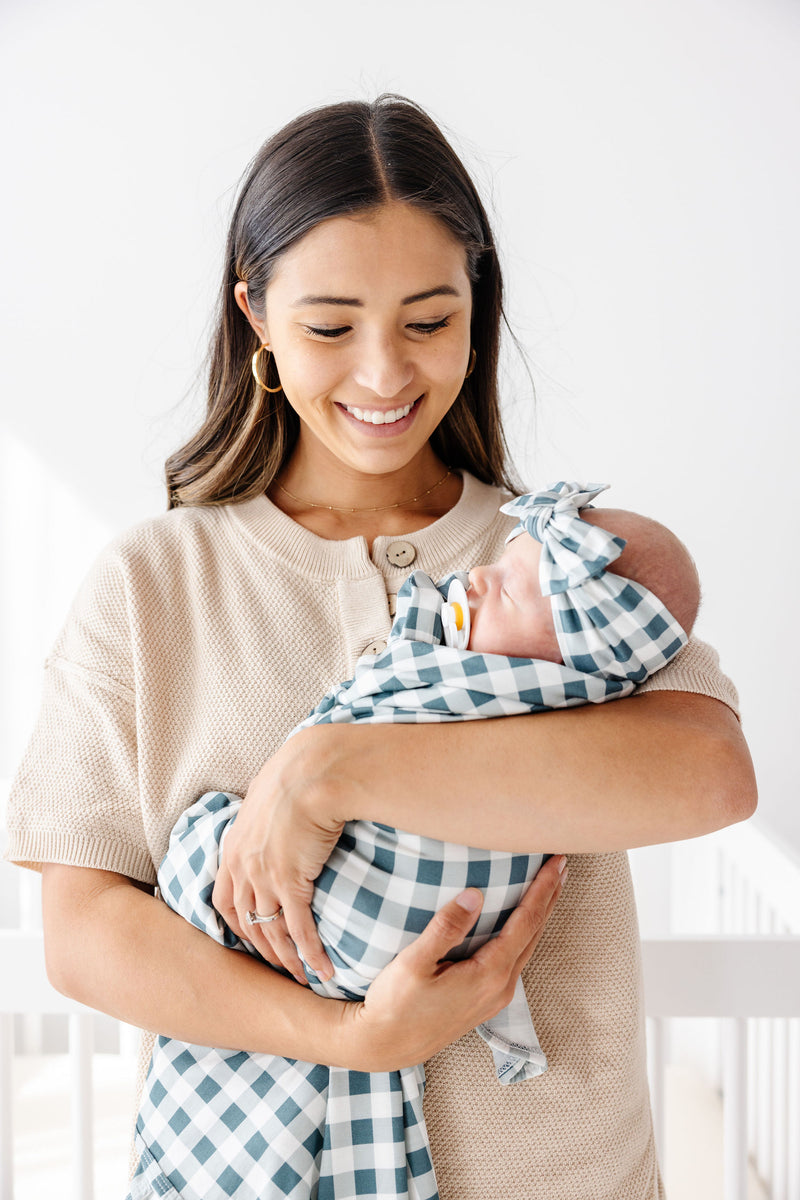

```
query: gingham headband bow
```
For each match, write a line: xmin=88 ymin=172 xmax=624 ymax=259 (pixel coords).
xmin=500 ymin=482 xmax=688 ymax=682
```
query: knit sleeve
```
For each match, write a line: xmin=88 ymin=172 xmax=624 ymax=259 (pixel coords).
xmin=633 ymin=636 xmax=740 ymax=718
xmin=4 ymin=545 xmax=154 ymax=883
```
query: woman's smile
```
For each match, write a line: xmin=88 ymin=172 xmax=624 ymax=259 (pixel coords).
xmin=336 ymin=395 xmax=422 ymax=435
xmin=340 ymin=397 xmax=418 ymax=425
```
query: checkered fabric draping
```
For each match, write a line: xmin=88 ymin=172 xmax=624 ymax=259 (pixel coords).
xmin=133 ymin=790 xmax=545 ymax=1200
xmin=131 ymin=553 xmax=682 ymax=1200
xmin=295 ymin=570 xmax=636 ymax=735
xmin=500 ymin=482 xmax=688 ymax=681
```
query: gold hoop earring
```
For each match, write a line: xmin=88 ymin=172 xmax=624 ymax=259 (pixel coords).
xmin=465 ymin=347 xmax=477 ymax=378
xmin=251 ymin=344 xmax=283 ymax=393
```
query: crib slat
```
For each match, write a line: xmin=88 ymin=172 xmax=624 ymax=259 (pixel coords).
xmin=0 ymin=1013 xmax=14 ymax=1200
xmin=721 ymin=1017 xmax=748 ymax=1200
xmin=771 ymin=1018 xmax=788 ymax=1200
xmin=745 ymin=892 xmax=760 ymax=1161
xmin=789 ymin=1019 xmax=800 ymax=1200
xmin=70 ymin=1012 xmax=94 ymax=1200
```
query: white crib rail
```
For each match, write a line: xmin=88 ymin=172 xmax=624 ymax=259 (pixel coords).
xmin=713 ymin=831 xmax=800 ymax=1200
xmin=0 ymin=931 xmax=97 ymax=1200
xmin=2 ymin=927 xmax=799 ymax=1200
xmin=643 ymin=936 xmax=800 ymax=1200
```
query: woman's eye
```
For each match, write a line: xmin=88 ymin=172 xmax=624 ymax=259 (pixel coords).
xmin=408 ymin=317 xmax=450 ymax=336
xmin=303 ymin=325 xmax=351 ymax=339
xmin=303 ymin=317 xmax=450 ymax=340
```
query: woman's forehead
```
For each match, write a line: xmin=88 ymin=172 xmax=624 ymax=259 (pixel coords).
xmin=267 ymin=203 xmax=471 ymax=301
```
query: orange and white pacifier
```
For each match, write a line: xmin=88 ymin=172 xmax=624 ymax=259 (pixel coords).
xmin=442 ymin=578 xmax=471 ymax=649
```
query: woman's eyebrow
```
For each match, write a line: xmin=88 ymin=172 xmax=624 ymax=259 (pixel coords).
xmin=292 ymin=295 xmax=361 ymax=308
xmin=402 ymin=285 xmax=461 ymax=305
xmin=291 ymin=285 xmax=462 ymax=309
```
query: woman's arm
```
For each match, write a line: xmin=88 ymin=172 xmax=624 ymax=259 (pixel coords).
xmin=214 ymin=689 xmax=755 ymax=975
xmin=327 ymin=691 xmax=756 ymax=851
xmin=41 ymin=856 xmax=566 ymax=1071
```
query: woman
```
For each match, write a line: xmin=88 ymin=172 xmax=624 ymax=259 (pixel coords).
xmin=6 ymin=96 xmax=755 ymax=1199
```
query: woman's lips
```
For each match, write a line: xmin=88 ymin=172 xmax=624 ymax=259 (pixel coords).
xmin=337 ymin=396 xmax=423 ymax=436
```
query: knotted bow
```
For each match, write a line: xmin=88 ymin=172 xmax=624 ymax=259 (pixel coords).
xmin=500 ymin=481 xmax=688 ymax=683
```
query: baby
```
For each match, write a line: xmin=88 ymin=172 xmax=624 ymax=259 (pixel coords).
xmin=130 ymin=483 xmax=700 ymax=1200
xmin=458 ymin=500 xmax=698 ymax=662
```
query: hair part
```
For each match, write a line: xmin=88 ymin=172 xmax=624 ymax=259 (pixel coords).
xmin=166 ymin=95 xmax=522 ymax=509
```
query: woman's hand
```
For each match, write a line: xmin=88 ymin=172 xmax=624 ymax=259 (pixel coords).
xmin=338 ymin=853 xmax=568 ymax=1071
xmin=212 ymin=727 xmax=353 ymax=984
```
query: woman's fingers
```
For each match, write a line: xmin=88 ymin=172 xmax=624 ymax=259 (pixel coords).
xmin=474 ymin=854 xmax=568 ymax=984
xmin=281 ymin=895 xmax=334 ymax=983
xmin=247 ymin=894 xmax=331 ymax=986
xmin=260 ymin=921 xmax=308 ymax=984
xmin=397 ymin=887 xmax=485 ymax=976
xmin=211 ymin=858 xmax=247 ymax=941
xmin=212 ymin=856 xmax=304 ymax=982
xmin=228 ymin=872 xmax=333 ymax=986
xmin=235 ymin=883 xmax=310 ymax=985
xmin=506 ymin=853 xmax=567 ymax=950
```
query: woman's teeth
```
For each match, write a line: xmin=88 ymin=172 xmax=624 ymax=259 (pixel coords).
xmin=344 ymin=401 xmax=414 ymax=425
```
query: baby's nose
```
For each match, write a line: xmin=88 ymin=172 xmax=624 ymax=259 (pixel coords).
xmin=467 ymin=566 xmax=486 ymax=594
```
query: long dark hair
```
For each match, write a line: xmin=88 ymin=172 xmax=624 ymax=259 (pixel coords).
xmin=166 ymin=95 xmax=522 ymax=508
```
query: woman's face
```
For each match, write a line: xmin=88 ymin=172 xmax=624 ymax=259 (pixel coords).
xmin=237 ymin=202 xmax=473 ymax=483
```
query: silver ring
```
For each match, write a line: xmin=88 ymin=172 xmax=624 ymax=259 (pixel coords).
xmin=245 ymin=906 xmax=283 ymax=926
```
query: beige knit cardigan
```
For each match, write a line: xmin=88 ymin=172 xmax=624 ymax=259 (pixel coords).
xmin=6 ymin=473 xmax=738 ymax=1199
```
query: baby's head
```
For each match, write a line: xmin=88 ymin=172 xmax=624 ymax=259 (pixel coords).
xmin=465 ymin=484 xmax=699 ymax=682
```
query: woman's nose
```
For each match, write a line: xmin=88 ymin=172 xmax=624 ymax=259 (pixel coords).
xmin=352 ymin=336 xmax=414 ymax=398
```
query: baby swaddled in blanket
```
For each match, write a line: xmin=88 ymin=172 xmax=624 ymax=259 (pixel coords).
xmin=129 ymin=482 xmax=700 ymax=1200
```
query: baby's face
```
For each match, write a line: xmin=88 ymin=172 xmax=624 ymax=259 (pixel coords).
xmin=467 ymin=532 xmax=562 ymax=661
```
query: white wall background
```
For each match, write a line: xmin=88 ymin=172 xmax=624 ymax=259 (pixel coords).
xmin=2 ymin=0 xmax=798 ymax=850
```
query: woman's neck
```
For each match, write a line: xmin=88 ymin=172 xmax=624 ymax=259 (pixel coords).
xmin=268 ymin=454 xmax=464 ymax=549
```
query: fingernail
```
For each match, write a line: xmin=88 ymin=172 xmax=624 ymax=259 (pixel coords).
xmin=456 ymin=888 xmax=482 ymax=913
xmin=555 ymin=855 xmax=568 ymax=874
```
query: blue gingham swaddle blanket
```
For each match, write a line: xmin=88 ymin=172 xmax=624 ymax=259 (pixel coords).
xmin=130 ymin=482 xmax=688 ymax=1200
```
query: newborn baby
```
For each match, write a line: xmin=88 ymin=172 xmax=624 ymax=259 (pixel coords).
xmin=447 ymin=500 xmax=698 ymax=662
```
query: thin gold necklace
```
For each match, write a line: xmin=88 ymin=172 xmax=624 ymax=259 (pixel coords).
xmin=277 ymin=468 xmax=452 ymax=514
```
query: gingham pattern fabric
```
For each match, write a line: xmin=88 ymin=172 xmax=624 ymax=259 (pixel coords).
xmin=133 ymin=789 xmax=545 ymax=1200
xmin=388 ymin=570 xmax=469 ymax=645
xmin=295 ymin=570 xmax=636 ymax=734
xmin=132 ymin=555 xmax=683 ymax=1200
xmin=500 ymin=482 xmax=688 ymax=682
